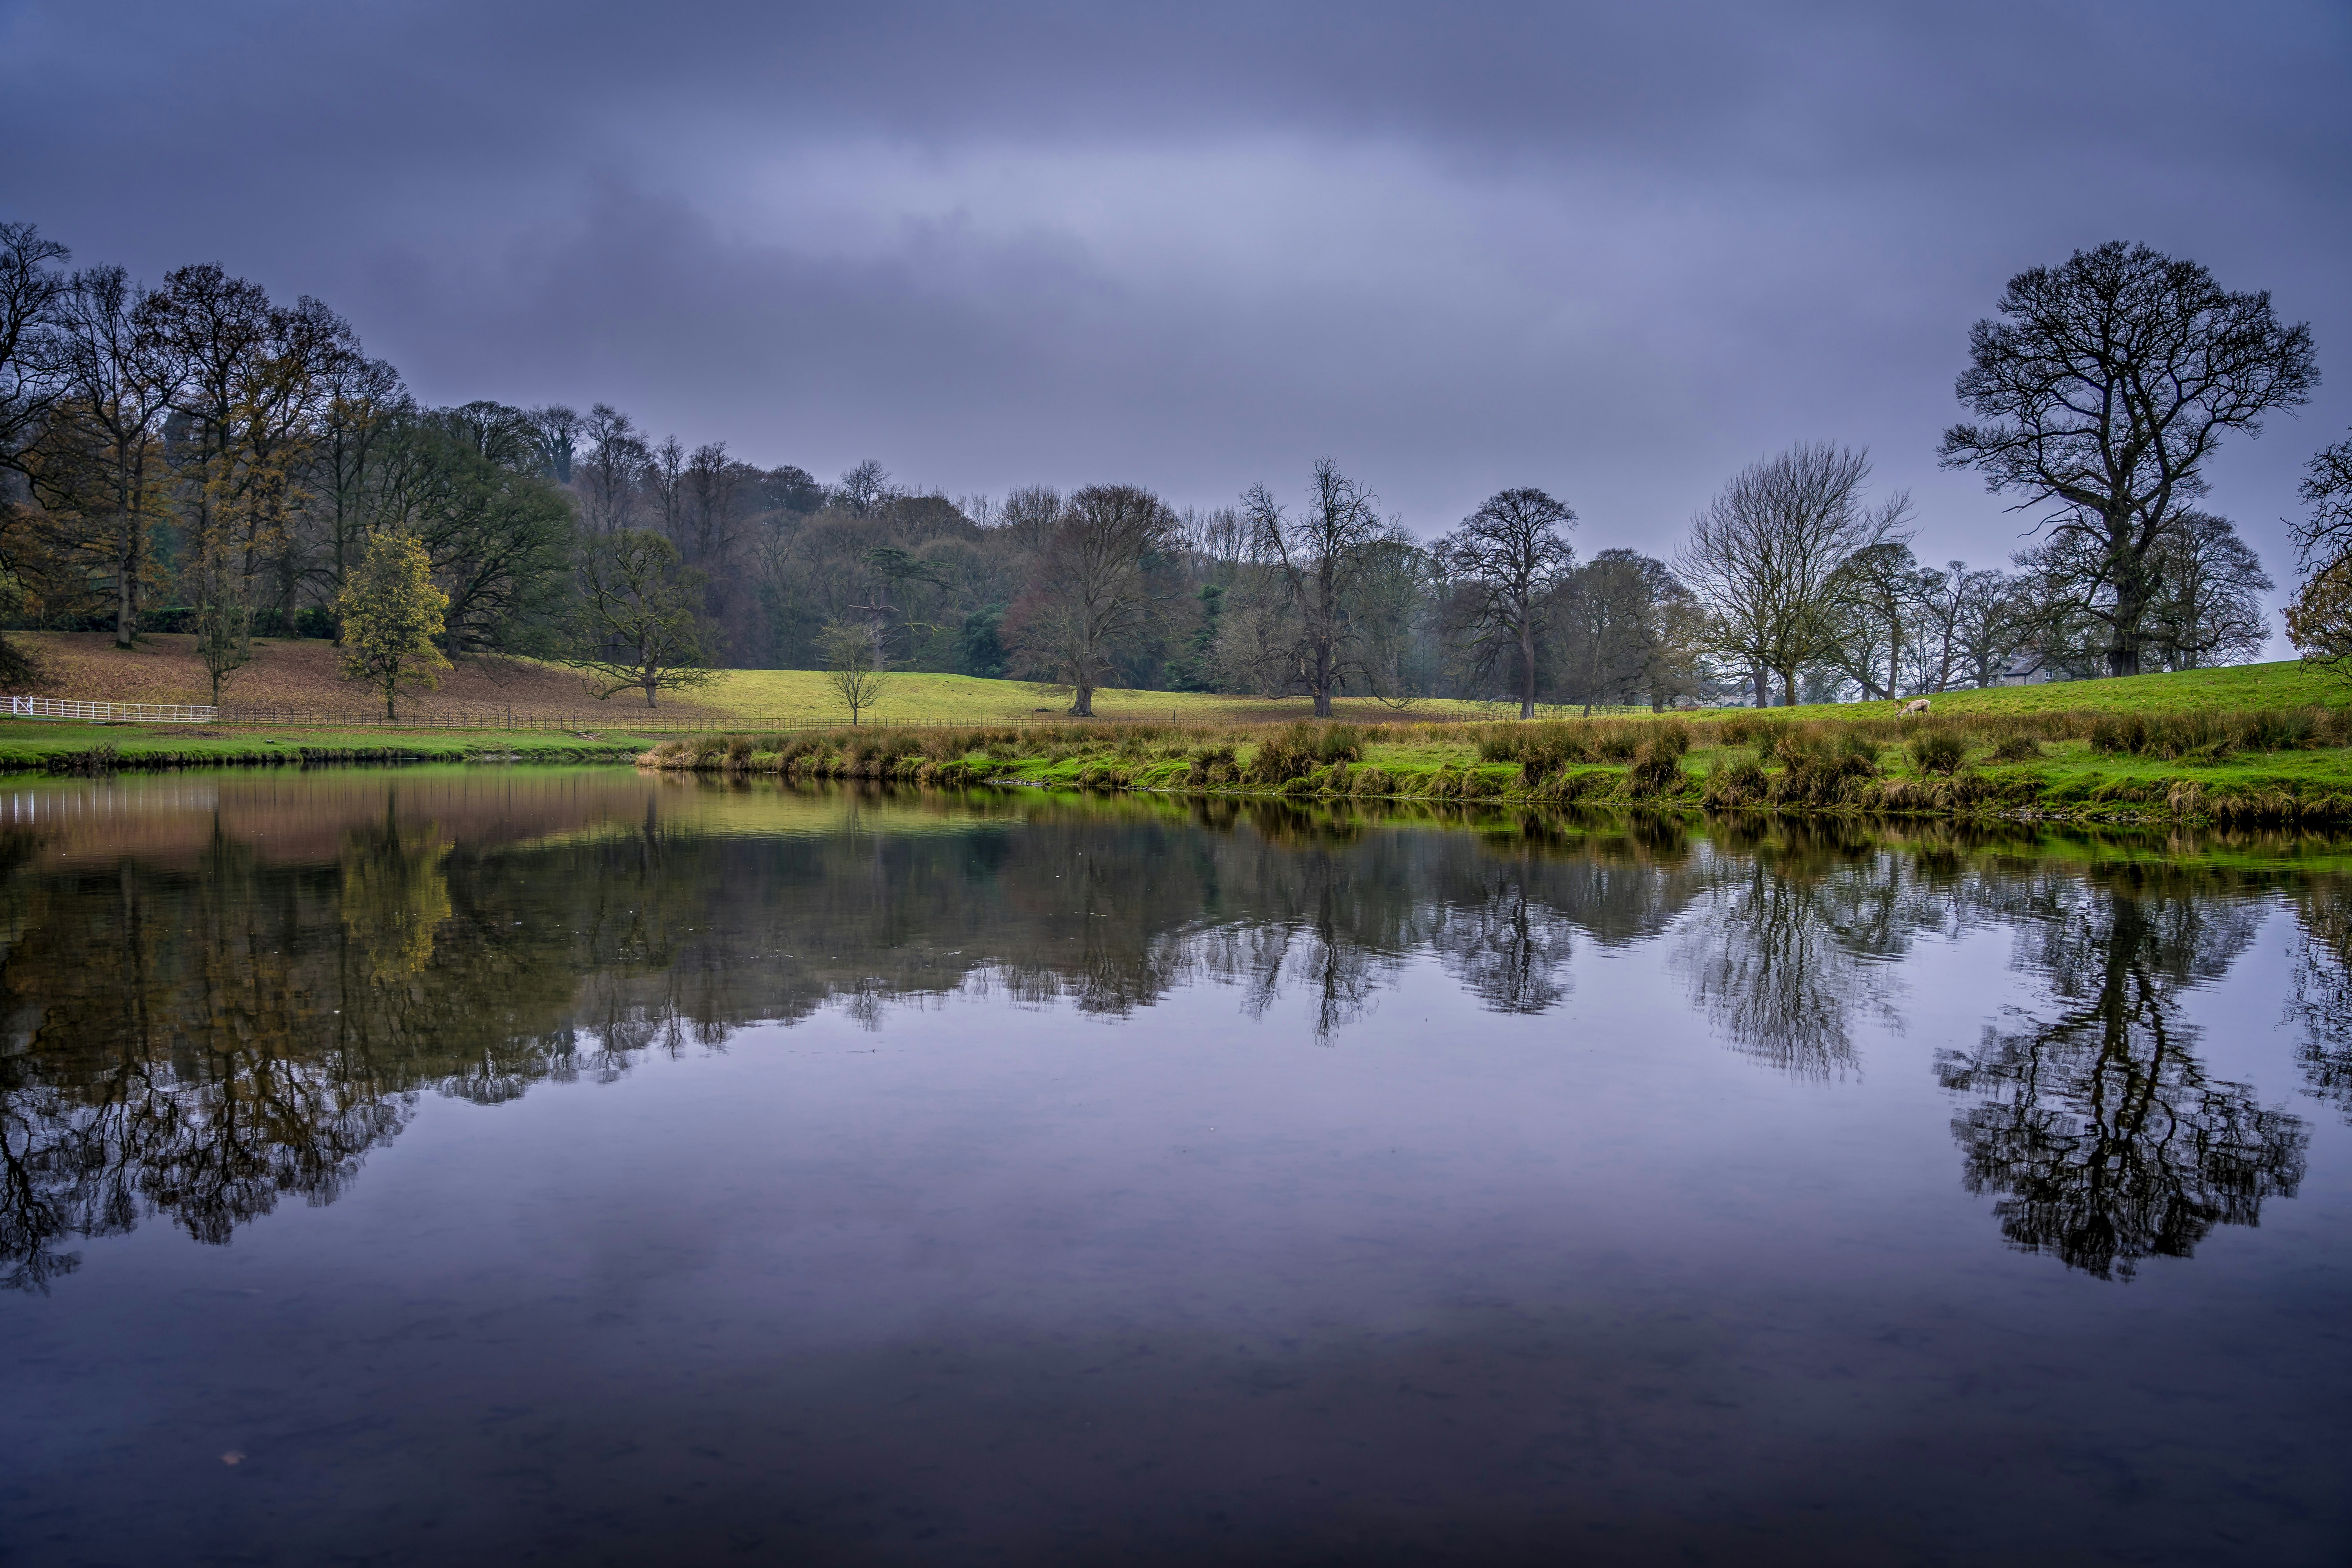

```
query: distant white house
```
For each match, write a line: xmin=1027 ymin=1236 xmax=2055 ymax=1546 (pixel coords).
xmin=1998 ymin=649 xmax=2056 ymax=686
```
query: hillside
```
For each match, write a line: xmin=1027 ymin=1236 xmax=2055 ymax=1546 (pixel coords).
xmin=5 ymin=632 xmax=1497 ymax=725
xmin=1759 ymin=660 xmax=2352 ymax=720
xmin=7 ymin=633 xmax=711 ymax=721
xmin=8 ymin=631 xmax=2347 ymax=730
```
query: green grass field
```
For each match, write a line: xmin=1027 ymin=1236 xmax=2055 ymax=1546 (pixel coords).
xmin=0 ymin=723 xmax=647 ymax=771
xmin=692 ymin=668 xmax=1513 ymax=725
xmin=638 ymin=658 xmax=2352 ymax=827
xmin=1755 ymin=659 xmax=2352 ymax=720
xmin=12 ymin=658 xmax=2352 ymax=824
xmin=697 ymin=659 xmax=2352 ymax=726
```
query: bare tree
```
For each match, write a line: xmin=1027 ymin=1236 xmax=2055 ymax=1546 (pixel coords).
xmin=563 ymin=529 xmax=717 ymax=707
xmin=2294 ymin=432 xmax=2352 ymax=572
xmin=1004 ymin=483 xmax=1174 ymax=717
xmin=1825 ymin=539 xmax=1924 ymax=699
xmin=575 ymin=403 xmax=646 ymax=534
xmin=1236 ymin=459 xmax=1390 ymax=716
xmin=684 ymin=441 xmax=738 ymax=564
xmin=836 ymin=459 xmax=891 ymax=515
xmin=528 ymin=404 xmax=580 ymax=484
xmin=305 ymin=350 xmax=409 ymax=611
xmin=650 ymin=434 xmax=685 ymax=544
xmin=135 ymin=265 xmax=347 ymax=618
xmin=187 ymin=551 xmax=254 ymax=704
xmin=1553 ymin=549 xmax=1703 ymax=710
xmin=1906 ymin=561 xmax=2014 ymax=692
xmin=2287 ymin=433 xmax=2352 ymax=670
xmin=1678 ymin=443 xmax=1906 ymax=706
xmin=2139 ymin=511 xmax=2271 ymax=669
xmin=1950 ymin=566 xmax=2029 ymax=689
xmin=1940 ymin=241 xmax=2316 ymax=677
xmin=33 ymin=265 xmax=178 ymax=647
xmin=819 ymin=620 xmax=888 ymax=725
xmin=0 ymin=221 xmax=70 ymax=483
xmin=1437 ymin=488 xmax=1576 ymax=719
xmin=1180 ymin=504 xmax=1249 ymax=566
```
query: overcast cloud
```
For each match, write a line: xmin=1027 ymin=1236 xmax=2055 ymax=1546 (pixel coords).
xmin=3 ymin=0 xmax=2346 ymax=644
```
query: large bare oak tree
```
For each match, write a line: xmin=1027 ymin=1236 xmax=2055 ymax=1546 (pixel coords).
xmin=1437 ymin=487 xmax=1576 ymax=719
xmin=1940 ymin=241 xmax=2315 ymax=677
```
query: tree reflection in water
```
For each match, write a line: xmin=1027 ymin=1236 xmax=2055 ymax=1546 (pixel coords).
xmin=1671 ymin=820 xmax=1971 ymax=1079
xmin=1938 ymin=867 xmax=2307 ymax=1280
xmin=0 ymin=775 xmax=2328 ymax=1287
xmin=2287 ymin=878 xmax=2352 ymax=1120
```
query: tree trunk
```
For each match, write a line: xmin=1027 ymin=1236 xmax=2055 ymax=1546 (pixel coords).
xmin=2104 ymin=594 xmax=2143 ymax=677
xmin=1780 ymin=668 xmax=1798 ymax=707
xmin=1072 ymin=683 xmax=1094 ymax=717
xmin=115 ymin=532 xmax=135 ymax=650
xmin=1519 ymin=622 xmax=1537 ymax=720
xmin=1752 ymin=669 xmax=1768 ymax=708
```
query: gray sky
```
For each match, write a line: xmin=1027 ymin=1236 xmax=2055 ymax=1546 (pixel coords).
xmin=4 ymin=0 xmax=2347 ymax=645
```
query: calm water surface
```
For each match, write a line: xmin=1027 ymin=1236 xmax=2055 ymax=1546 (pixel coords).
xmin=1 ymin=769 xmax=2347 ymax=1565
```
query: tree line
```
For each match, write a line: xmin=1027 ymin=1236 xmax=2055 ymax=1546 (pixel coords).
xmin=0 ymin=223 xmax=2334 ymax=710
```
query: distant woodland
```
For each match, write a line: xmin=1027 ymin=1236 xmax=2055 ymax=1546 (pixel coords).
xmin=2 ymin=223 xmax=2343 ymax=712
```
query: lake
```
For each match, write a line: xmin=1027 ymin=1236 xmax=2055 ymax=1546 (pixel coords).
xmin=1 ymin=769 xmax=2346 ymax=1565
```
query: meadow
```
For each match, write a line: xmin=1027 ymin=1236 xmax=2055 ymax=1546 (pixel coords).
xmin=12 ymin=623 xmax=2352 ymax=824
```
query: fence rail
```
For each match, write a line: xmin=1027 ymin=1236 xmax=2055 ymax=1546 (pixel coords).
xmin=7 ymin=696 xmax=220 ymax=724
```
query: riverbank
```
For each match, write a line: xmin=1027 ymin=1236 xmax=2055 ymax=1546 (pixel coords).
xmin=639 ymin=707 xmax=2352 ymax=825
xmin=0 ymin=720 xmax=649 ymax=772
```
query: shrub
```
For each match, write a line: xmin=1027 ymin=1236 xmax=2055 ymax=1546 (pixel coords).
xmin=2233 ymin=708 xmax=2316 ymax=752
xmin=2089 ymin=714 xmax=2147 ymax=755
xmin=1245 ymin=721 xmax=1364 ymax=784
xmin=1906 ymin=731 xmax=1967 ymax=775
xmin=1483 ymin=721 xmax=1581 ymax=778
xmin=2144 ymin=711 xmax=2231 ymax=761
xmin=1700 ymin=755 xmax=1768 ymax=808
xmin=1187 ymin=744 xmax=1237 ymax=785
xmin=1592 ymin=721 xmax=1645 ymax=761
xmin=1987 ymin=732 xmax=2044 ymax=763
xmin=1625 ymin=735 xmax=1687 ymax=797
xmin=1768 ymin=730 xmax=1879 ymax=806
xmin=1716 ymin=714 xmax=1767 ymax=747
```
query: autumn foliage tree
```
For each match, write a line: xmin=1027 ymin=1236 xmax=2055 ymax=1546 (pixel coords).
xmin=335 ymin=530 xmax=449 ymax=717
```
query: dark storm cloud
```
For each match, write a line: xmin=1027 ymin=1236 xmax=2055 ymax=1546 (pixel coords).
xmin=4 ymin=0 xmax=2347 ymax=634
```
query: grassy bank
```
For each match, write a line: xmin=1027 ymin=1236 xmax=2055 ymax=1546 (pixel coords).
xmin=15 ymin=627 xmax=2349 ymax=730
xmin=640 ymin=702 xmax=2352 ymax=826
xmin=0 ymin=720 xmax=650 ymax=772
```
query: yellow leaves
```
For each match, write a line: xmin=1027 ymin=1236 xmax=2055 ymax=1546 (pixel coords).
xmin=334 ymin=531 xmax=448 ymax=713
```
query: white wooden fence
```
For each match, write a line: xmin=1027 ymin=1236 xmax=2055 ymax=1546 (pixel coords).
xmin=5 ymin=696 xmax=220 ymax=724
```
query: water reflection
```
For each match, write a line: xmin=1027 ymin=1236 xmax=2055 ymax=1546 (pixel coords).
xmin=2288 ymin=880 xmax=2352 ymax=1120
xmin=1938 ymin=867 xmax=2307 ymax=1279
xmin=0 ymin=771 xmax=2334 ymax=1290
